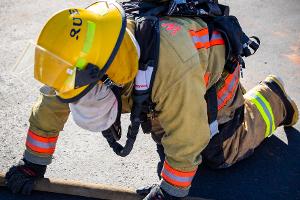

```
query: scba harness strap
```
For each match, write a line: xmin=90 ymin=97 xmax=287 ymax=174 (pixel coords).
xmin=102 ymin=9 xmax=160 ymax=157
xmin=103 ymin=0 xmax=260 ymax=157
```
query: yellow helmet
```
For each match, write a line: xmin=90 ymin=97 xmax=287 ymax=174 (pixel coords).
xmin=34 ymin=1 xmax=138 ymax=102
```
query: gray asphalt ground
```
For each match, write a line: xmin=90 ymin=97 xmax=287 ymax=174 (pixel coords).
xmin=0 ymin=0 xmax=300 ymax=200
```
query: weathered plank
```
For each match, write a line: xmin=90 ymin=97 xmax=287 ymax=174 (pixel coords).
xmin=0 ymin=172 xmax=206 ymax=200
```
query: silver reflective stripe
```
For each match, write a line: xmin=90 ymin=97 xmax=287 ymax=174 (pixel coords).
xmin=211 ymin=33 xmax=223 ymax=40
xmin=161 ymin=168 xmax=194 ymax=183
xmin=253 ymin=95 xmax=274 ymax=133
xmin=192 ymin=35 xmax=209 ymax=43
xmin=27 ymin=136 xmax=56 ymax=149
xmin=192 ymin=32 xmax=221 ymax=44
xmin=209 ymin=120 xmax=219 ymax=138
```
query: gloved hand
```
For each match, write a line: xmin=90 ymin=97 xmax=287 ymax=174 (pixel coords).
xmin=102 ymin=125 xmax=137 ymax=157
xmin=5 ymin=159 xmax=47 ymax=195
xmin=137 ymin=184 xmax=184 ymax=200
xmin=102 ymin=128 xmax=124 ymax=154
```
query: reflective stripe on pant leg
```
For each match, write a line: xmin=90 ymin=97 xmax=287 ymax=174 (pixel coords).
xmin=246 ymin=91 xmax=275 ymax=137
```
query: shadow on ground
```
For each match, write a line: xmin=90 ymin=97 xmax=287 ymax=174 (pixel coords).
xmin=0 ymin=187 xmax=100 ymax=200
xmin=157 ymin=127 xmax=300 ymax=200
xmin=1 ymin=128 xmax=299 ymax=200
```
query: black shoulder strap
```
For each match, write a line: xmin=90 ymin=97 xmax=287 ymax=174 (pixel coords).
xmin=135 ymin=15 xmax=160 ymax=78
xmin=205 ymin=84 xmax=219 ymax=137
xmin=133 ymin=15 xmax=160 ymax=133
xmin=103 ymin=7 xmax=161 ymax=157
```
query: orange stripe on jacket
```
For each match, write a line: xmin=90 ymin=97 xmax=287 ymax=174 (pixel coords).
xmin=26 ymin=130 xmax=58 ymax=155
xmin=189 ymin=28 xmax=209 ymax=37
xmin=161 ymin=173 xmax=192 ymax=188
xmin=164 ymin=161 xmax=197 ymax=177
xmin=189 ymin=28 xmax=225 ymax=49
xmin=161 ymin=161 xmax=197 ymax=188
xmin=28 ymin=130 xmax=58 ymax=143
xmin=26 ymin=142 xmax=56 ymax=154
xmin=209 ymin=39 xmax=225 ymax=47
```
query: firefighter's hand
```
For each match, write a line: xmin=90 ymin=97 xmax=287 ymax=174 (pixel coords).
xmin=5 ymin=159 xmax=46 ymax=195
xmin=137 ymin=184 xmax=184 ymax=200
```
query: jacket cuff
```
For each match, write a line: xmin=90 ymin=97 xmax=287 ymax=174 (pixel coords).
xmin=24 ymin=150 xmax=52 ymax=165
xmin=24 ymin=129 xmax=57 ymax=165
xmin=160 ymin=179 xmax=190 ymax=198
xmin=160 ymin=161 xmax=197 ymax=197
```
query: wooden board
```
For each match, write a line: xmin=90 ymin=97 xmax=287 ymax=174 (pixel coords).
xmin=0 ymin=172 xmax=206 ymax=200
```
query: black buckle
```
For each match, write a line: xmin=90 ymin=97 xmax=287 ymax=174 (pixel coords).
xmin=103 ymin=77 xmax=113 ymax=87
xmin=101 ymin=74 xmax=118 ymax=88
xmin=74 ymin=63 xmax=100 ymax=89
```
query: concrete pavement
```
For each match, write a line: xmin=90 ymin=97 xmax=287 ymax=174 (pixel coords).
xmin=0 ymin=0 xmax=299 ymax=199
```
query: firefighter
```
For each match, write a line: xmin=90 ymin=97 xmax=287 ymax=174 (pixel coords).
xmin=5 ymin=1 xmax=298 ymax=199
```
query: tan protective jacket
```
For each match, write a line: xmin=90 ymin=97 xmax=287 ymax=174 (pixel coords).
xmin=24 ymin=17 xmax=243 ymax=196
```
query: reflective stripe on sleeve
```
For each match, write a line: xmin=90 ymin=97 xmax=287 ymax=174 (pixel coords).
xmin=161 ymin=161 xmax=197 ymax=188
xmin=246 ymin=91 xmax=276 ymax=137
xmin=26 ymin=130 xmax=58 ymax=155
xmin=189 ymin=28 xmax=225 ymax=49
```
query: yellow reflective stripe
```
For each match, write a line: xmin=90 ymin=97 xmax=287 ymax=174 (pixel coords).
xmin=250 ymin=96 xmax=271 ymax=137
xmin=76 ymin=21 xmax=96 ymax=70
xmin=83 ymin=21 xmax=96 ymax=54
xmin=75 ymin=57 xmax=87 ymax=69
xmin=247 ymin=91 xmax=275 ymax=137
xmin=256 ymin=92 xmax=276 ymax=133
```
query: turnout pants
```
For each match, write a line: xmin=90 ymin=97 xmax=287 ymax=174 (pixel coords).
xmin=151 ymin=80 xmax=287 ymax=169
xmin=202 ymin=81 xmax=286 ymax=168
